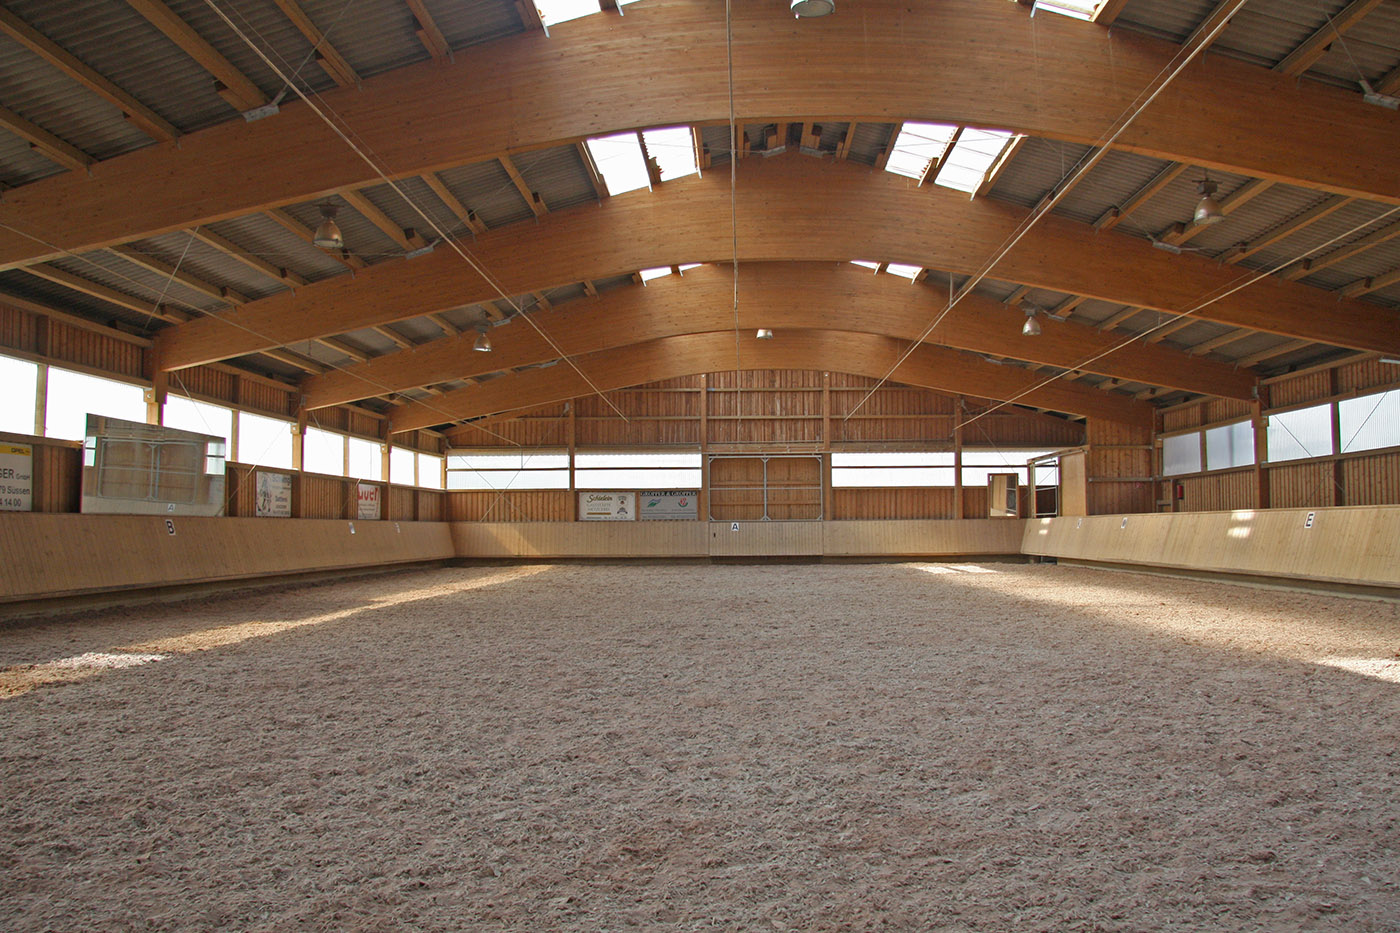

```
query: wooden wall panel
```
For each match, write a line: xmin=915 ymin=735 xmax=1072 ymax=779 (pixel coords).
xmin=1268 ymin=461 xmax=1334 ymax=508
xmin=831 ymin=487 xmax=956 ymax=520
xmin=447 ymin=490 xmax=573 ymax=522
xmin=0 ymin=515 xmax=455 ymax=602
xmin=0 ymin=302 xmax=37 ymax=351
xmin=388 ymin=486 xmax=416 ymax=521
xmin=417 ymin=490 xmax=444 ymax=522
xmin=174 ymin=366 xmax=238 ymax=406
xmin=238 ymin=378 xmax=295 ymax=417
xmin=961 ymin=485 xmax=989 ymax=518
xmin=46 ymin=321 xmax=143 ymax=379
xmin=453 ymin=521 xmax=707 ymax=559
xmin=823 ymin=519 xmax=1025 ymax=557
xmin=1339 ymin=451 xmax=1400 ymax=506
xmin=1179 ymin=468 xmax=1256 ymax=512
xmin=32 ymin=440 xmax=81 ymax=513
xmin=301 ymin=474 xmax=348 ymax=519
xmin=1268 ymin=369 xmax=1332 ymax=409
xmin=1336 ymin=358 xmax=1400 ymax=395
xmin=1024 ymin=506 xmax=1400 ymax=589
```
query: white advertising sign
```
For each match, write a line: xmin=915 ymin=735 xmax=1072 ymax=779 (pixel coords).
xmin=0 ymin=442 xmax=33 ymax=512
xmin=579 ymin=491 xmax=635 ymax=521
xmin=357 ymin=483 xmax=381 ymax=521
xmin=638 ymin=490 xmax=698 ymax=520
xmin=255 ymin=471 xmax=292 ymax=517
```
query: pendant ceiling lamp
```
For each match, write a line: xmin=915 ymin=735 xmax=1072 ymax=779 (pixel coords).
xmin=312 ymin=203 xmax=344 ymax=250
xmin=1021 ymin=305 xmax=1042 ymax=337
xmin=1193 ymin=176 xmax=1225 ymax=226
xmin=473 ymin=328 xmax=493 ymax=352
xmin=790 ymin=0 xmax=834 ymax=17
xmin=756 ymin=328 xmax=775 ymax=340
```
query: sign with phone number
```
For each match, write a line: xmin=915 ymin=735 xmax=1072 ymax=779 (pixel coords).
xmin=0 ymin=443 xmax=33 ymax=512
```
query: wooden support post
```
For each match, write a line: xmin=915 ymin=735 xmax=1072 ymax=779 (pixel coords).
xmin=33 ymin=362 xmax=47 ymax=436
xmin=821 ymin=371 xmax=832 ymax=520
xmin=1252 ymin=390 xmax=1270 ymax=510
xmin=699 ymin=373 xmax=709 ymax=521
xmin=1329 ymin=370 xmax=1344 ymax=507
xmin=953 ymin=396 xmax=964 ymax=520
xmin=567 ymin=401 xmax=577 ymax=509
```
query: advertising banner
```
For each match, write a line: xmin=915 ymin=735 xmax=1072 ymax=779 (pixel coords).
xmin=357 ymin=483 xmax=381 ymax=520
xmin=579 ymin=491 xmax=635 ymax=521
xmin=0 ymin=442 xmax=33 ymax=512
xmin=638 ymin=490 xmax=698 ymax=520
xmin=255 ymin=471 xmax=292 ymax=517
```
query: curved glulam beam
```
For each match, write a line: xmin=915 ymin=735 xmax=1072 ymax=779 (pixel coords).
xmin=158 ymin=157 xmax=1400 ymax=370
xmin=302 ymin=263 xmax=1255 ymax=410
xmin=389 ymin=330 xmax=1154 ymax=433
xmin=2 ymin=0 xmax=1398 ymax=270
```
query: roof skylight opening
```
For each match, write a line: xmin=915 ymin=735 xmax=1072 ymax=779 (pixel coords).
xmin=585 ymin=132 xmax=651 ymax=195
xmin=534 ymin=0 xmax=602 ymax=27
xmin=641 ymin=127 xmax=698 ymax=181
xmin=678 ymin=263 xmax=703 ymax=273
xmin=1031 ymin=0 xmax=1097 ymax=21
xmin=884 ymin=122 xmax=958 ymax=180
xmin=934 ymin=128 xmax=1015 ymax=193
xmin=638 ymin=266 xmax=672 ymax=282
xmin=851 ymin=260 xmax=880 ymax=270
xmin=885 ymin=263 xmax=922 ymax=281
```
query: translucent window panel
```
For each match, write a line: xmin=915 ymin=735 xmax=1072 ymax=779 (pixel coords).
xmin=576 ymin=469 xmax=701 ymax=488
xmin=347 ymin=437 xmax=383 ymax=481
xmin=833 ymin=452 xmax=954 ymax=467
xmin=449 ymin=451 xmax=569 ymax=470
xmin=1030 ymin=464 xmax=1060 ymax=486
xmin=303 ymin=427 xmax=345 ymax=476
xmin=447 ymin=469 xmax=570 ymax=490
xmin=1162 ymin=432 xmax=1202 ymax=476
xmin=1266 ymin=404 xmax=1333 ymax=463
xmin=962 ymin=466 xmax=1032 ymax=485
xmin=0 ymin=355 xmax=37 ymax=435
xmin=885 ymin=263 xmax=922 ymax=280
xmin=390 ymin=446 xmax=417 ymax=485
xmin=46 ymin=368 xmax=147 ymax=441
xmin=586 ymin=132 xmax=650 ymax=195
xmin=850 ymin=260 xmax=879 ymax=270
xmin=832 ymin=467 xmax=955 ymax=487
xmin=641 ymin=126 xmax=698 ymax=181
xmin=238 ymin=412 xmax=293 ymax=468
xmin=1205 ymin=420 xmax=1255 ymax=470
xmin=934 ymin=128 xmax=1015 ymax=193
xmin=1032 ymin=0 xmax=1096 ymax=19
xmin=534 ymin=0 xmax=600 ymax=26
xmin=883 ymin=122 xmax=958 ymax=180
xmin=418 ymin=453 xmax=444 ymax=490
xmin=1339 ymin=389 xmax=1400 ymax=453
xmin=163 ymin=396 xmax=232 ymax=449
xmin=575 ymin=452 xmax=701 ymax=469
xmin=638 ymin=266 xmax=672 ymax=282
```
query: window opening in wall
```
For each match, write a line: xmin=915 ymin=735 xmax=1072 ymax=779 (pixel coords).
xmin=46 ymin=367 xmax=145 ymax=441
xmin=1205 ymin=420 xmax=1255 ymax=471
xmin=1339 ymin=389 xmax=1400 ymax=453
xmin=347 ymin=437 xmax=383 ymax=481
xmin=418 ymin=453 xmax=444 ymax=490
xmin=831 ymin=451 xmax=954 ymax=487
xmin=303 ymin=426 xmax=346 ymax=476
xmin=1267 ymin=403 xmax=1333 ymax=463
xmin=0 ymin=354 xmax=37 ymax=435
xmin=575 ymin=451 xmax=702 ymax=489
xmin=390 ymin=447 xmax=417 ymax=486
xmin=1162 ymin=432 xmax=1202 ymax=476
xmin=447 ymin=451 xmax=571 ymax=490
xmin=164 ymin=396 xmax=233 ymax=451
xmin=238 ymin=412 xmax=293 ymax=469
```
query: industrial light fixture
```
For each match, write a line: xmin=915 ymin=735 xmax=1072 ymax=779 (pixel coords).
xmin=312 ymin=203 xmax=343 ymax=250
xmin=756 ymin=328 xmax=774 ymax=339
xmin=1360 ymin=79 xmax=1400 ymax=110
xmin=1021 ymin=304 xmax=1042 ymax=337
xmin=473 ymin=327 xmax=493 ymax=352
xmin=1192 ymin=175 xmax=1225 ymax=226
xmin=790 ymin=0 xmax=834 ymax=17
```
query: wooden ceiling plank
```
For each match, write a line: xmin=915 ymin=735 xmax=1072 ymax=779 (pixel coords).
xmin=500 ymin=154 xmax=548 ymax=216
xmin=338 ymin=188 xmax=427 ymax=251
xmin=269 ymin=0 xmax=361 ymax=88
xmin=402 ymin=0 xmax=450 ymax=58
xmin=123 ymin=0 xmax=268 ymax=112
xmin=0 ymin=104 xmax=94 ymax=172
xmin=296 ymin=263 xmax=1255 ymax=410
xmin=186 ymin=226 xmax=307 ymax=287
xmin=1274 ymin=0 xmax=1384 ymax=77
xmin=155 ymin=158 xmax=1400 ymax=368
xmin=0 ymin=7 xmax=178 ymax=142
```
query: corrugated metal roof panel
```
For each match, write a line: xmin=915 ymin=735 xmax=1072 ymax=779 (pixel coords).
xmin=702 ymin=124 xmax=733 ymax=164
xmin=299 ymin=0 xmax=428 ymax=79
xmin=1179 ymin=183 xmax=1332 ymax=254
xmin=1310 ymin=2 xmax=1400 ymax=86
xmin=281 ymin=195 xmax=403 ymax=263
xmin=4 ymin=0 xmax=235 ymax=132
xmin=1244 ymin=200 xmax=1396 ymax=276
xmin=165 ymin=0 xmax=334 ymax=101
xmin=422 ymin=0 xmax=526 ymax=50
xmin=1052 ymin=149 xmax=1169 ymax=227
xmin=355 ymin=176 xmax=455 ymax=244
xmin=0 ymin=33 xmax=150 ymax=163
xmin=47 ymin=251 xmax=222 ymax=316
xmin=0 ymin=118 xmax=65 ymax=188
xmin=848 ymin=122 xmax=896 ymax=167
xmin=437 ymin=159 xmax=536 ymax=229
xmin=1115 ymin=0 xmax=1218 ymax=43
xmin=985 ymin=136 xmax=1093 ymax=210
xmin=212 ymin=212 xmax=352 ymax=282
xmin=511 ymin=145 xmax=597 ymax=213
xmin=0 ymin=269 xmax=168 ymax=332
xmin=1212 ymin=1 xmax=1348 ymax=69
xmin=1116 ymin=167 xmax=1253 ymax=246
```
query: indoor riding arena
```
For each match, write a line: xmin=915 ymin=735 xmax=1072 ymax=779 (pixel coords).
xmin=1 ymin=1 xmax=1398 ymax=930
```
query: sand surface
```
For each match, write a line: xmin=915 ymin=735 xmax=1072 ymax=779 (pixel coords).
xmin=2 ymin=561 xmax=1398 ymax=931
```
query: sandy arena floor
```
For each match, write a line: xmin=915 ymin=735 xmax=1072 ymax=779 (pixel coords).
xmin=1 ymin=561 xmax=1398 ymax=931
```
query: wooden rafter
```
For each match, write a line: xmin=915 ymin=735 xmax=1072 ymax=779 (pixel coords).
xmin=1339 ymin=266 xmax=1400 ymax=298
xmin=269 ymin=0 xmax=360 ymax=88
xmin=1221 ymin=195 xmax=1352 ymax=266
xmin=576 ymin=142 xmax=609 ymax=198
xmin=24 ymin=264 xmax=186 ymax=322
xmin=402 ymin=0 xmax=450 ymax=59
xmin=1274 ymin=0 xmax=1385 ymax=77
xmin=109 ymin=244 xmax=249 ymax=305
xmin=918 ymin=126 xmax=960 ymax=187
xmin=500 ymin=155 xmax=547 ymax=216
xmin=186 ymin=227 xmax=307 ymax=288
xmin=1094 ymin=162 xmax=1189 ymax=231
xmin=0 ymin=7 xmax=178 ymax=142
xmin=421 ymin=173 xmax=487 ymax=236
xmin=123 ymin=0 xmax=268 ymax=112
xmin=1283 ymin=218 xmax=1400 ymax=280
xmin=973 ymin=135 xmax=1026 ymax=198
xmin=1092 ymin=0 xmax=1132 ymax=26
xmin=0 ymin=104 xmax=93 ymax=172
xmin=264 ymin=208 xmax=366 ymax=270
xmin=1163 ymin=177 xmax=1274 ymax=246
xmin=338 ymin=189 xmax=427 ymax=252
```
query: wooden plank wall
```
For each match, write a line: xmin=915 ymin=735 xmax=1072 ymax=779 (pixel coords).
xmin=1085 ymin=419 xmax=1154 ymax=514
xmin=1024 ymin=506 xmax=1400 ymax=589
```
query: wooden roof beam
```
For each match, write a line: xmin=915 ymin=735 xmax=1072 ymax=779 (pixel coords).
xmin=296 ymin=263 xmax=1255 ymax=410
xmin=0 ymin=7 xmax=178 ymax=142
xmin=269 ymin=0 xmax=361 ymax=88
xmin=338 ymin=189 xmax=427 ymax=252
xmin=402 ymin=0 xmax=450 ymax=59
xmin=1282 ymin=217 xmax=1400 ymax=280
xmin=154 ymin=158 xmax=1399 ymax=368
xmin=421 ymin=173 xmax=488 ymax=236
xmin=0 ymin=104 xmax=94 ymax=173
xmin=123 ymin=0 xmax=268 ymax=113
xmin=500 ymin=155 xmax=548 ymax=217
xmin=1274 ymin=0 xmax=1385 ymax=77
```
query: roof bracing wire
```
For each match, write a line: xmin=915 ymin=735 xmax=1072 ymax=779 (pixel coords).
xmin=843 ymin=0 xmax=1255 ymax=423
xmin=200 ymin=0 xmax=632 ymax=427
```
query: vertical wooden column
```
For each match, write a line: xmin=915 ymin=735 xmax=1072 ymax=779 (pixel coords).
xmin=1328 ymin=370 xmax=1344 ymax=506
xmin=820 ymin=372 xmax=832 ymax=520
xmin=292 ymin=410 xmax=306 ymax=518
xmin=33 ymin=363 xmax=48 ymax=436
xmin=699 ymin=373 xmax=709 ymax=521
xmin=143 ymin=346 xmax=167 ymax=425
xmin=567 ymin=401 xmax=577 ymax=519
xmin=953 ymin=396 xmax=964 ymax=520
xmin=1251 ymin=389 xmax=1270 ymax=510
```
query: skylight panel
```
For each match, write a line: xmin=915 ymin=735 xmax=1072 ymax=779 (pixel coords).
xmin=885 ymin=263 xmax=922 ymax=280
xmin=641 ymin=127 xmax=698 ymax=181
xmin=883 ymin=122 xmax=958 ymax=180
xmin=850 ymin=260 xmax=880 ymax=270
xmin=678 ymin=263 xmax=703 ymax=273
xmin=639 ymin=266 xmax=672 ymax=282
xmin=586 ymin=132 xmax=650 ymax=195
xmin=1032 ymin=0 xmax=1097 ymax=21
xmin=933 ymin=128 xmax=1014 ymax=193
xmin=534 ymin=0 xmax=602 ymax=27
